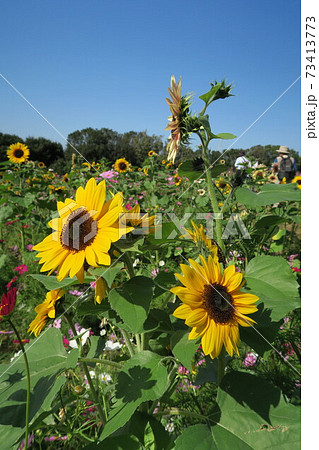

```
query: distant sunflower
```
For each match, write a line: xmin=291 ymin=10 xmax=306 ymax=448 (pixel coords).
xmin=28 ymin=289 xmax=65 ymax=336
xmin=174 ymin=175 xmax=182 ymax=186
xmin=33 ymin=178 xmax=133 ymax=282
xmin=162 ymin=159 xmax=166 ymax=164
xmin=122 ymin=203 xmax=155 ymax=234
xmin=143 ymin=167 xmax=149 ymax=175
xmin=7 ymin=143 xmax=30 ymax=164
xmin=215 ymin=177 xmax=231 ymax=194
xmin=114 ymin=158 xmax=130 ymax=173
xmin=63 ymin=173 xmax=69 ymax=183
xmin=268 ymin=174 xmax=278 ymax=183
xmin=148 ymin=150 xmax=157 ymax=157
xmin=291 ymin=175 xmax=301 ymax=189
xmin=38 ymin=162 xmax=45 ymax=169
xmin=172 ymin=255 xmax=259 ymax=359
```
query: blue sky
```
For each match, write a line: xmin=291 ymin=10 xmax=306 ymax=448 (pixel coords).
xmin=0 ymin=0 xmax=301 ymax=153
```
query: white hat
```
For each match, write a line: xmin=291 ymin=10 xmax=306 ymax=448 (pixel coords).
xmin=276 ymin=146 xmax=290 ymax=154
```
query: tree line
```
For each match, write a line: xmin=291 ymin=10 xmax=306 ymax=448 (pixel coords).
xmin=0 ymin=129 xmax=301 ymax=173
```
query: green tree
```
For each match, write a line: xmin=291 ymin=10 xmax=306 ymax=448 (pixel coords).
xmin=24 ymin=136 xmax=64 ymax=166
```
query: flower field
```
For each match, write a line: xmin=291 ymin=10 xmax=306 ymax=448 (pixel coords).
xmin=0 ymin=79 xmax=301 ymax=449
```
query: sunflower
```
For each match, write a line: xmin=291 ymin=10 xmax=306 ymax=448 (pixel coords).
xmin=268 ymin=174 xmax=278 ymax=183
xmin=162 ymin=159 xmax=166 ymax=165
xmin=63 ymin=173 xmax=69 ymax=183
xmin=28 ymin=289 xmax=65 ymax=336
xmin=166 ymin=162 xmax=173 ymax=169
xmin=171 ymin=255 xmax=259 ymax=358
xmin=174 ymin=175 xmax=182 ymax=186
xmin=280 ymin=177 xmax=287 ymax=184
xmin=94 ymin=277 xmax=107 ymax=304
xmin=183 ymin=221 xmax=225 ymax=265
xmin=38 ymin=162 xmax=45 ymax=169
xmin=122 ymin=203 xmax=155 ymax=233
xmin=198 ymin=189 xmax=206 ymax=196
xmin=220 ymin=159 xmax=226 ymax=165
xmin=7 ymin=143 xmax=30 ymax=164
xmin=165 ymin=75 xmax=192 ymax=163
xmin=252 ymin=169 xmax=266 ymax=183
xmin=215 ymin=177 xmax=231 ymax=194
xmin=114 ymin=158 xmax=130 ymax=173
xmin=33 ymin=178 xmax=133 ymax=282
xmin=291 ymin=175 xmax=301 ymax=189
xmin=148 ymin=150 xmax=157 ymax=157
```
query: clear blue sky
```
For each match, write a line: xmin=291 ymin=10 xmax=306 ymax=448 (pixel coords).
xmin=0 ymin=0 xmax=301 ymax=153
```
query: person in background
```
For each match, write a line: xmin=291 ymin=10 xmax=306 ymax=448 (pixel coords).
xmin=234 ymin=150 xmax=251 ymax=169
xmin=272 ymin=146 xmax=296 ymax=183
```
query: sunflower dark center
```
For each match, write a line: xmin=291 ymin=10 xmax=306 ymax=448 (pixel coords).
xmin=256 ymin=171 xmax=263 ymax=178
xmin=296 ymin=179 xmax=301 ymax=185
xmin=202 ymin=284 xmax=234 ymax=324
xmin=60 ymin=207 xmax=97 ymax=252
xmin=119 ymin=162 xmax=127 ymax=170
xmin=14 ymin=149 xmax=24 ymax=158
xmin=219 ymin=181 xmax=227 ymax=189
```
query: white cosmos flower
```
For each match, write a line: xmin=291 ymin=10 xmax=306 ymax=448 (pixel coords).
xmin=69 ymin=328 xmax=90 ymax=349
xmin=100 ymin=329 xmax=106 ymax=336
xmin=159 ymin=260 xmax=165 ymax=267
xmin=99 ymin=372 xmax=112 ymax=383
xmin=104 ymin=340 xmax=123 ymax=351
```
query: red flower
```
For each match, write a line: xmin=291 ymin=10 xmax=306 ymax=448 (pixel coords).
xmin=0 ymin=288 xmax=17 ymax=320
xmin=6 ymin=276 xmax=18 ymax=289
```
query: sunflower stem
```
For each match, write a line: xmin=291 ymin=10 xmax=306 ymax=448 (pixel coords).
xmin=123 ymin=252 xmax=135 ymax=279
xmin=65 ymin=314 xmax=106 ymax=427
xmin=78 ymin=357 xmax=123 ymax=370
xmin=8 ymin=319 xmax=30 ymax=450
xmin=217 ymin=346 xmax=226 ymax=384
xmin=120 ymin=328 xmax=135 ymax=357
xmin=199 ymin=135 xmax=225 ymax=254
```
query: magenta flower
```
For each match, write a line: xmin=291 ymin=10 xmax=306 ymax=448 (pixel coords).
xmin=0 ymin=288 xmax=17 ymax=320
xmin=6 ymin=276 xmax=18 ymax=289
xmin=26 ymin=244 xmax=34 ymax=251
xmin=243 ymin=352 xmax=257 ymax=367
xmin=14 ymin=264 xmax=28 ymax=275
xmin=100 ymin=170 xmax=118 ymax=180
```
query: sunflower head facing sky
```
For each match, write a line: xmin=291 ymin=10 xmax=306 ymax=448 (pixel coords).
xmin=114 ymin=158 xmax=130 ymax=173
xmin=7 ymin=142 xmax=30 ymax=164
xmin=171 ymin=255 xmax=259 ymax=359
xmin=33 ymin=178 xmax=133 ymax=283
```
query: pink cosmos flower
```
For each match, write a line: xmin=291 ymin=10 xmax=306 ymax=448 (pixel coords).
xmin=100 ymin=170 xmax=118 ymax=180
xmin=26 ymin=244 xmax=34 ymax=251
xmin=0 ymin=288 xmax=17 ymax=319
xmin=243 ymin=352 xmax=257 ymax=367
xmin=14 ymin=264 xmax=28 ymax=275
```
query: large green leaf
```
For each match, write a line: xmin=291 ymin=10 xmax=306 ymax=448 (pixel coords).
xmin=100 ymin=351 xmax=168 ymax=440
xmin=109 ymin=276 xmax=154 ymax=333
xmin=244 ymin=256 xmax=300 ymax=321
xmin=0 ymin=328 xmax=78 ymax=449
xmin=236 ymin=184 xmax=301 ymax=208
xmin=212 ymin=371 xmax=301 ymax=449
xmin=240 ymin=304 xmax=282 ymax=355
xmin=170 ymin=330 xmax=200 ymax=371
xmin=28 ymin=273 xmax=93 ymax=291
xmin=89 ymin=262 xmax=124 ymax=287
xmin=211 ymin=132 xmax=236 ymax=140
xmin=174 ymin=424 xmax=218 ymax=449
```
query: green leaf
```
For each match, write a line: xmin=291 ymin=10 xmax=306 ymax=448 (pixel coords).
xmin=100 ymin=351 xmax=167 ymax=440
xmin=236 ymin=184 xmax=301 ymax=208
xmin=174 ymin=424 xmax=218 ymax=449
xmin=115 ymin=237 xmax=144 ymax=253
xmin=89 ymin=262 xmax=124 ymax=288
xmin=27 ymin=274 xmax=87 ymax=291
xmin=212 ymin=133 xmax=236 ymax=140
xmin=109 ymin=276 xmax=154 ymax=333
xmin=195 ymin=358 xmax=219 ymax=385
xmin=253 ymin=215 xmax=287 ymax=232
xmin=244 ymin=255 xmax=300 ymax=321
xmin=240 ymin=304 xmax=282 ymax=355
xmin=197 ymin=115 xmax=212 ymax=134
xmin=171 ymin=330 xmax=200 ymax=371
xmin=212 ymin=371 xmax=301 ymax=449
xmin=0 ymin=328 xmax=78 ymax=448
xmin=84 ymin=434 xmax=141 ymax=449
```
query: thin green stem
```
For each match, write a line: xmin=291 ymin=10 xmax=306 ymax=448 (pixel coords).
xmin=135 ymin=333 xmax=141 ymax=352
xmin=217 ymin=346 xmax=226 ymax=384
xmin=123 ymin=252 xmax=135 ymax=278
xmin=9 ymin=319 xmax=30 ymax=450
xmin=199 ymin=134 xmax=225 ymax=253
xmin=65 ymin=314 xmax=106 ymax=426
xmin=120 ymin=328 xmax=135 ymax=357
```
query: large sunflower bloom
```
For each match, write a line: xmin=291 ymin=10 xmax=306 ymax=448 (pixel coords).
xmin=33 ymin=178 xmax=132 ymax=282
xmin=171 ymin=255 xmax=259 ymax=359
xmin=7 ymin=143 xmax=30 ymax=164
xmin=114 ymin=158 xmax=130 ymax=173
xmin=28 ymin=289 xmax=65 ymax=336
